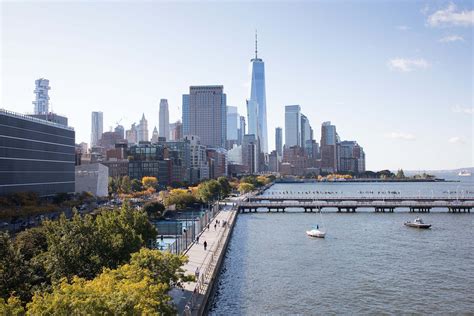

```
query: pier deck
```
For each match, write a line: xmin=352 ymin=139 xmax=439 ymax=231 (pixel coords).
xmin=238 ymin=197 xmax=474 ymax=213
xmin=171 ymin=206 xmax=237 ymax=315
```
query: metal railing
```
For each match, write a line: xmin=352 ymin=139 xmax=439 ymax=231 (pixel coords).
xmin=185 ymin=207 xmax=237 ymax=314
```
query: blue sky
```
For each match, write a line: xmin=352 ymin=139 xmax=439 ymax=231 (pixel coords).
xmin=1 ymin=1 xmax=472 ymax=170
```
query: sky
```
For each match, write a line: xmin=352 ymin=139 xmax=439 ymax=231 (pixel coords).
xmin=1 ymin=0 xmax=473 ymax=171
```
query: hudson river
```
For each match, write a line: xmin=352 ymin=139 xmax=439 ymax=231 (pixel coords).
xmin=209 ymin=179 xmax=474 ymax=314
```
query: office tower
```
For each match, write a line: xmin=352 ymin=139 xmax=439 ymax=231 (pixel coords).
xmin=91 ymin=111 xmax=103 ymax=147
xmin=242 ymin=134 xmax=259 ymax=174
xmin=32 ymin=78 xmax=50 ymax=114
xmin=227 ymin=106 xmax=239 ymax=141
xmin=285 ymin=105 xmax=301 ymax=147
xmin=114 ymin=124 xmax=125 ymax=139
xmin=182 ymin=94 xmax=190 ymax=136
xmin=189 ymin=85 xmax=226 ymax=148
xmin=137 ymin=113 xmax=149 ymax=142
xmin=301 ymin=114 xmax=313 ymax=147
xmin=184 ymin=135 xmax=209 ymax=183
xmin=268 ymin=150 xmax=279 ymax=172
xmin=0 ymin=109 xmax=75 ymax=196
xmin=275 ymin=127 xmax=283 ymax=157
xmin=320 ymin=121 xmax=338 ymax=172
xmin=246 ymin=99 xmax=258 ymax=138
xmin=126 ymin=123 xmax=138 ymax=144
xmin=151 ymin=126 xmax=159 ymax=143
xmin=238 ymin=115 xmax=246 ymax=145
xmin=338 ymin=141 xmax=366 ymax=173
xmin=248 ymin=32 xmax=268 ymax=153
xmin=159 ymin=99 xmax=170 ymax=140
xmin=170 ymin=120 xmax=183 ymax=141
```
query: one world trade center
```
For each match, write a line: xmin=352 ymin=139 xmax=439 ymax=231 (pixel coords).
xmin=247 ymin=32 xmax=268 ymax=154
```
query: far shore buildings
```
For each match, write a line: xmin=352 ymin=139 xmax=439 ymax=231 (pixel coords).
xmin=188 ymin=85 xmax=227 ymax=148
xmin=159 ymin=99 xmax=170 ymax=141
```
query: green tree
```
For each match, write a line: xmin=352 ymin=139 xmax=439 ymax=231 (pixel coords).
xmin=0 ymin=232 xmax=31 ymax=302
xmin=41 ymin=211 xmax=105 ymax=281
xmin=162 ymin=189 xmax=198 ymax=210
xmin=27 ymin=249 xmax=190 ymax=315
xmin=143 ymin=201 xmax=166 ymax=219
xmin=0 ymin=296 xmax=25 ymax=315
xmin=238 ymin=183 xmax=254 ymax=194
xmin=120 ymin=176 xmax=132 ymax=194
xmin=197 ymin=180 xmax=221 ymax=203
xmin=131 ymin=179 xmax=142 ymax=192
xmin=396 ymin=169 xmax=405 ymax=179
xmin=217 ymin=177 xmax=231 ymax=198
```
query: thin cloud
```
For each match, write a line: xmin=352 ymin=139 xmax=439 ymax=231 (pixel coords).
xmin=439 ymin=34 xmax=465 ymax=42
xmin=388 ymin=58 xmax=430 ymax=72
xmin=396 ymin=25 xmax=410 ymax=31
xmin=427 ymin=3 xmax=474 ymax=27
xmin=386 ymin=132 xmax=416 ymax=141
xmin=448 ymin=136 xmax=465 ymax=144
xmin=452 ymin=105 xmax=474 ymax=114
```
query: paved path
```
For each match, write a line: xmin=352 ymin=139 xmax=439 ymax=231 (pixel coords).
xmin=171 ymin=205 xmax=237 ymax=315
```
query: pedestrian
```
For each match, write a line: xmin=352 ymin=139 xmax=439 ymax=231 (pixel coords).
xmin=203 ymin=241 xmax=207 ymax=251
xmin=214 ymin=223 xmax=217 ymax=230
xmin=195 ymin=267 xmax=200 ymax=279
xmin=196 ymin=235 xmax=199 ymax=244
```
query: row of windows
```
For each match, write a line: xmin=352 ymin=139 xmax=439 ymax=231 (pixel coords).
xmin=0 ymin=182 xmax=75 ymax=196
xmin=0 ymin=172 xmax=74 ymax=185
xmin=0 ymin=159 xmax=74 ymax=172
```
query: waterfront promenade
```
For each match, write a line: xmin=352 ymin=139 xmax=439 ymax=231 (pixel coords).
xmin=171 ymin=204 xmax=237 ymax=315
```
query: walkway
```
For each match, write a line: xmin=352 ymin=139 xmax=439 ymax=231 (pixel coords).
xmin=170 ymin=205 xmax=237 ymax=315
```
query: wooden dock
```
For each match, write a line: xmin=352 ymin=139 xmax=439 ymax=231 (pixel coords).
xmin=238 ymin=197 xmax=474 ymax=213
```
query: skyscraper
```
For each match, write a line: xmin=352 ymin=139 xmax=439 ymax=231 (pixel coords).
xmin=238 ymin=116 xmax=246 ymax=145
xmin=182 ymin=94 xmax=190 ymax=136
xmin=91 ymin=111 xmax=103 ymax=147
xmin=248 ymin=32 xmax=268 ymax=153
xmin=300 ymin=114 xmax=313 ymax=147
xmin=33 ymin=78 xmax=50 ymax=114
xmin=285 ymin=105 xmax=301 ymax=147
xmin=189 ymin=85 xmax=227 ymax=148
xmin=226 ymin=106 xmax=239 ymax=141
xmin=114 ymin=124 xmax=125 ymax=139
xmin=137 ymin=113 xmax=149 ymax=142
xmin=159 ymin=99 xmax=170 ymax=140
xmin=320 ymin=121 xmax=338 ymax=172
xmin=275 ymin=127 xmax=283 ymax=157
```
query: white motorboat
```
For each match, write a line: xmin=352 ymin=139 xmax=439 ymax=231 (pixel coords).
xmin=306 ymin=226 xmax=326 ymax=238
xmin=404 ymin=217 xmax=431 ymax=229
xmin=458 ymin=170 xmax=472 ymax=177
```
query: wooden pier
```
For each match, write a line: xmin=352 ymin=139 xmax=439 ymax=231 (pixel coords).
xmin=237 ymin=197 xmax=474 ymax=213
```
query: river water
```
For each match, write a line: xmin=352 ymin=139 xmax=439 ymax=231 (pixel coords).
xmin=208 ymin=179 xmax=474 ymax=315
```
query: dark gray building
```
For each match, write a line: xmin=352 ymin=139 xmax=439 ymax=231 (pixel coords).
xmin=0 ymin=109 xmax=75 ymax=196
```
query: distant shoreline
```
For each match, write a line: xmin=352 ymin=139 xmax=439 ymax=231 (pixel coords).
xmin=276 ymin=178 xmax=459 ymax=183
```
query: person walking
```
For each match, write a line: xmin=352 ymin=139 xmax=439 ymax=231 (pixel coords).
xmin=214 ymin=223 xmax=217 ymax=230
xmin=203 ymin=241 xmax=207 ymax=251
xmin=196 ymin=235 xmax=199 ymax=244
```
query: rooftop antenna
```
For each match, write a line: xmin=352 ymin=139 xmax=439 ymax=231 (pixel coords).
xmin=255 ymin=29 xmax=258 ymax=59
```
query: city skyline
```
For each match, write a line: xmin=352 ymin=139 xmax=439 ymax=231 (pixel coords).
xmin=1 ymin=1 xmax=472 ymax=170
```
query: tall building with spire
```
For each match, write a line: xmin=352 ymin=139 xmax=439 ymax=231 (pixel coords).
xmin=137 ymin=113 xmax=149 ymax=142
xmin=159 ymin=99 xmax=169 ymax=140
xmin=248 ymin=31 xmax=268 ymax=153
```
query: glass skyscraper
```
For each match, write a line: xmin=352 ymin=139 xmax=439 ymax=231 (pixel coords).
xmin=182 ymin=94 xmax=190 ymax=136
xmin=285 ymin=105 xmax=301 ymax=147
xmin=248 ymin=33 xmax=268 ymax=153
